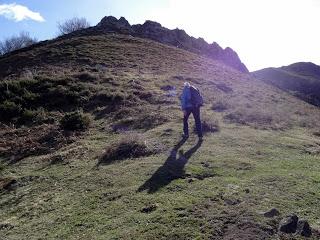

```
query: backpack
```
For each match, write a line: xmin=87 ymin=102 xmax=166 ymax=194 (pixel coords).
xmin=190 ymin=86 xmax=204 ymax=107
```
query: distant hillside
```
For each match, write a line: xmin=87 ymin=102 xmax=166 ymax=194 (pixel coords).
xmin=253 ymin=62 xmax=320 ymax=106
xmin=52 ymin=16 xmax=248 ymax=73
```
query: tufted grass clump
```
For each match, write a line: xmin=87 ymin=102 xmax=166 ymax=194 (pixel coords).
xmin=60 ymin=110 xmax=91 ymax=131
xmin=99 ymin=134 xmax=155 ymax=165
xmin=194 ymin=115 xmax=220 ymax=134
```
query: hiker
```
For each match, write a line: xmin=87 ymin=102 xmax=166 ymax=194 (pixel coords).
xmin=180 ymin=82 xmax=203 ymax=140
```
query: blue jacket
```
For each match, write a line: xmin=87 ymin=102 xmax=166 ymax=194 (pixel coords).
xmin=180 ymin=86 xmax=193 ymax=110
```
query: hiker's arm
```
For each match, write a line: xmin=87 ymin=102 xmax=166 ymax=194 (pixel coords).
xmin=180 ymin=88 xmax=190 ymax=111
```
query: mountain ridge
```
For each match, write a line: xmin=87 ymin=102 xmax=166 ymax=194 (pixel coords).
xmin=0 ymin=16 xmax=248 ymax=74
xmin=100 ymin=16 xmax=248 ymax=73
xmin=0 ymin=16 xmax=249 ymax=78
xmin=253 ymin=62 xmax=320 ymax=107
xmin=57 ymin=16 xmax=248 ymax=73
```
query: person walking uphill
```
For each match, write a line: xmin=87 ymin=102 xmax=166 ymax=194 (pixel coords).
xmin=180 ymin=82 xmax=204 ymax=140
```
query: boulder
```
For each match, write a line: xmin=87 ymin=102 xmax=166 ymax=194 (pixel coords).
xmin=97 ymin=16 xmax=132 ymax=34
xmin=297 ymin=220 xmax=312 ymax=237
xmin=263 ymin=208 xmax=280 ymax=218
xmin=278 ymin=214 xmax=298 ymax=233
xmin=141 ymin=203 xmax=158 ymax=213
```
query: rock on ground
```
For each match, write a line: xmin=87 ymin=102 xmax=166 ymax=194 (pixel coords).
xmin=278 ymin=214 xmax=298 ymax=233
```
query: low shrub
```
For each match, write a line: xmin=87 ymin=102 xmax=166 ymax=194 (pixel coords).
xmin=313 ymin=132 xmax=320 ymax=137
xmin=0 ymin=98 xmax=51 ymax=125
xmin=211 ymin=101 xmax=229 ymax=112
xmin=19 ymin=109 xmax=39 ymax=125
xmin=99 ymin=134 xmax=155 ymax=164
xmin=74 ymin=72 xmax=97 ymax=82
xmin=0 ymin=79 xmax=39 ymax=105
xmin=60 ymin=111 xmax=91 ymax=131
xmin=89 ymin=91 xmax=125 ymax=107
xmin=0 ymin=163 xmax=4 ymax=173
xmin=194 ymin=116 xmax=219 ymax=134
xmin=0 ymin=78 xmax=90 ymax=113
xmin=202 ymin=119 xmax=220 ymax=133
xmin=222 ymin=109 xmax=288 ymax=130
xmin=111 ymin=118 xmax=134 ymax=133
xmin=137 ymin=114 xmax=168 ymax=130
xmin=42 ymin=84 xmax=87 ymax=110
xmin=0 ymin=101 xmax=22 ymax=122
xmin=18 ymin=108 xmax=49 ymax=126
xmin=111 ymin=113 xmax=167 ymax=132
xmin=224 ymin=111 xmax=273 ymax=126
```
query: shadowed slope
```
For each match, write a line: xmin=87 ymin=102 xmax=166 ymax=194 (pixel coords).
xmin=253 ymin=62 xmax=320 ymax=107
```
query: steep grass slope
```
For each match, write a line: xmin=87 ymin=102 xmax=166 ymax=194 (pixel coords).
xmin=1 ymin=34 xmax=320 ymax=239
xmin=253 ymin=62 xmax=320 ymax=106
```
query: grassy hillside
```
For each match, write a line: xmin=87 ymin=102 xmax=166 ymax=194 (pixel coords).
xmin=1 ymin=34 xmax=320 ymax=239
xmin=253 ymin=62 xmax=320 ymax=107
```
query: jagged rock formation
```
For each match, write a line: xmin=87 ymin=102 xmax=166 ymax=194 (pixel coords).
xmin=90 ymin=16 xmax=248 ymax=73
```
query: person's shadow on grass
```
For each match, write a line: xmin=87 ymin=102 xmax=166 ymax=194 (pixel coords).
xmin=137 ymin=138 xmax=203 ymax=194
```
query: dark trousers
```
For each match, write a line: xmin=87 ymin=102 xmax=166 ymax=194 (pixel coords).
xmin=183 ymin=107 xmax=202 ymax=137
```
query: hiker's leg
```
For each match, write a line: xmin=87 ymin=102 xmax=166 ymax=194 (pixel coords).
xmin=192 ymin=107 xmax=203 ymax=137
xmin=183 ymin=109 xmax=192 ymax=136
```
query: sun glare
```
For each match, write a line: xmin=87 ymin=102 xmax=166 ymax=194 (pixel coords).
xmin=148 ymin=0 xmax=320 ymax=71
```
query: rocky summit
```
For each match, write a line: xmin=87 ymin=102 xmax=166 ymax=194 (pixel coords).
xmin=71 ymin=16 xmax=248 ymax=73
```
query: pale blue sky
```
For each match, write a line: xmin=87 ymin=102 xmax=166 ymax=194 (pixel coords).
xmin=1 ymin=0 xmax=320 ymax=71
xmin=0 ymin=0 xmax=167 ymax=40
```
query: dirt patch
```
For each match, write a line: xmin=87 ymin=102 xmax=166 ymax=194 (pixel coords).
xmin=111 ymin=113 xmax=168 ymax=132
xmin=189 ymin=197 xmax=276 ymax=240
xmin=223 ymin=221 xmax=273 ymax=240
xmin=210 ymin=213 xmax=275 ymax=240
xmin=0 ymin=177 xmax=17 ymax=191
xmin=236 ymin=162 xmax=253 ymax=171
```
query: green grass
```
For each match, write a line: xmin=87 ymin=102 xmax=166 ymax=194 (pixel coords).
xmin=1 ymin=33 xmax=320 ymax=239
xmin=1 ymin=122 xmax=320 ymax=239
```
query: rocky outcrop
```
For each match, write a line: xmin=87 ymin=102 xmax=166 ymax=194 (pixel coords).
xmin=278 ymin=214 xmax=313 ymax=237
xmin=263 ymin=208 xmax=280 ymax=218
xmin=93 ymin=16 xmax=248 ymax=73
xmin=296 ymin=220 xmax=312 ymax=237
xmin=279 ymin=214 xmax=298 ymax=233
xmin=97 ymin=16 xmax=132 ymax=34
